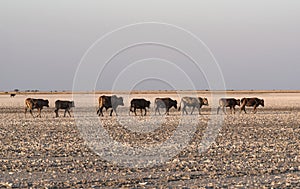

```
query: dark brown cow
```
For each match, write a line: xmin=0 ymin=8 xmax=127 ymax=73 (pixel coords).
xmin=10 ymin=94 xmax=16 ymax=98
xmin=217 ymin=98 xmax=240 ymax=114
xmin=240 ymin=97 xmax=264 ymax=114
xmin=178 ymin=97 xmax=209 ymax=115
xmin=97 ymin=95 xmax=124 ymax=116
xmin=55 ymin=100 xmax=75 ymax=117
xmin=25 ymin=98 xmax=49 ymax=117
xmin=129 ymin=98 xmax=151 ymax=116
xmin=154 ymin=98 xmax=177 ymax=115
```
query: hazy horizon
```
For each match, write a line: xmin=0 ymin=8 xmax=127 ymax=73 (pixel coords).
xmin=1 ymin=1 xmax=299 ymax=91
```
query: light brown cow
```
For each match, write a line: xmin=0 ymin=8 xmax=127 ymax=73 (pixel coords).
xmin=25 ymin=98 xmax=49 ymax=117
xmin=240 ymin=97 xmax=264 ymax=114
xmin=97 ymin=95 xmax=124 ymax=116
xmin=217 ymin=98 xmax=240 ymax=114
xmin=178 ymin=97 xmax=209 ymax=115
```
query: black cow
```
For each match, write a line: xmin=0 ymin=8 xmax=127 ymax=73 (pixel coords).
xmin=129 ymin=98 xmax=151 ymax=116
xmin=178 ymin=97 xmax=209 ymax=115
xmin=217 ymin=98 xmax=240 ymax=114
xmin=154 ymin=97 xmax=177 ymax=115
xmin=10 ymin=94 xmax=16 ymax=98
xmin=54 ymin=100 xmax=75 ymax=117
xmin=97 ymin=95 xmax=124 ymax=116
xmin=25 ymin=98 xmax=49 ymax=117
xmin=240 ymin=97 xmax=264 ymax=114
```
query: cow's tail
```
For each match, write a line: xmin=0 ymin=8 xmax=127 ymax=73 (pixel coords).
xmin=178 ymin=100 xmax=182 ymax=111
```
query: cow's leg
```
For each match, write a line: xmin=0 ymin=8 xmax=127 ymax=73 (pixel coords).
xmin=241 ymin=105 xmax=247 ymax=114
xmin=39 ymin=108 xmax=43 ymax=118
xmin=129 ymin=107 xmax=132 ymax=115
xmin=217 ymin=106 xmax=220 ymax=114
xmin=134 ymin=107 xmax=137 ymax=116
xmin=185 ymin=106 xmax=188 ymax=115
xmin=110 ymin=108 xmax=116 ymax=116
xmin=181 ymin=105 xmax=185 ymax=115
xmin=165 ymin=107 xmax=169 ymax=115
xmin=183 ymin=105 xmax=188 ymax=115
xmin=155 ymin=106 xmax=159 ymax=115
xmin=191 ymin=106 xmax=195 ymax=115
xmin=29 ymin=109 xmax=35 ymax=117
xmin=25 ymin=107 xmax=28 ymax=117
xmin=64 ymin=109 xmax=67 ymax=117
xmin=253 ymin=105 xmax=258 ymax=114
xmin=55 ymin=109 xmax=59 ymax=117
xmin=222 ymin=106 xmax=226 ymax=115
xmin=67 ymin=109 xmax=71 ymax=117
xmin=100 ymin=107 xmax=104 ymax=116
xmin=140 ymin=108 xmax=143 ymax=116
xmin=233 ymin=107 xmax=236 ymax=114
xmin=198 ymin=107 xmax=201 ymax=115
xmin=37 ymin=108 xmax=41 ymax=118
xmin=114 ymin=107 xmax=118 ymax=116
xmin=144 ymin=108 xmax=147 ymax=116
xmin=96 ymin=107 xmax=100 ymax=115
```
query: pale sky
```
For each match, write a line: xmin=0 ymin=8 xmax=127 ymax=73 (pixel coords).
xmin=1 ymin=0 xmax=299 ymax=91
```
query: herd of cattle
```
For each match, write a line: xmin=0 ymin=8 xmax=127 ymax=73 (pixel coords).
xmin=23 ymin=96 xmax=264 ymax=118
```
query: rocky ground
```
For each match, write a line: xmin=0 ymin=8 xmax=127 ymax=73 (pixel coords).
xmin=0 ymin=92 xmax=300 ymax=188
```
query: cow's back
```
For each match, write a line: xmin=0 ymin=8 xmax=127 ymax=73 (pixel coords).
xmin=36 ymin=99 xmax=49 ymax=108
xmin=55 ymin=100 xmax=73 ymax=109
xmin=131 ymin=99 xmax=149 ymax=108
xmin=242 ymin=98 xmax=261 ymax=106
xmin=219 ymin=98 xmax=239 ymax=107
xmin=182 ymin=97 xmax=198 ymax=105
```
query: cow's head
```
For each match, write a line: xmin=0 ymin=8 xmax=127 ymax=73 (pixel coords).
xmin=236 ymin=99 xmax=241 ymax=106
xmin=202 ymin=98 xmax=209 ymax=106
xmin=259 ymin=99 xmax=264 ymax=107
xmin=70 ymin=101 xmax=75 ymax=107
xmin=172 ymin=100 xmax=177 ymax=109
xmin=146 ymin=100 xmax=151 ymax=108
xmin=45 ymin=100 xmax=50 ymax=107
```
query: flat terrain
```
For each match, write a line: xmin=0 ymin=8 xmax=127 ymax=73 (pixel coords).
xmin=0 ymin=91 xmax=300 ymax=188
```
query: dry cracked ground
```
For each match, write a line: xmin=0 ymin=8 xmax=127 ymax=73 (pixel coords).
xmin=0 ymin=92 xmax=300 ymax=188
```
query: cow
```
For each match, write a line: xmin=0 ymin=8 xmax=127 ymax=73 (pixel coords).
xmin=217 ymin=98 xmax=240 ymax=114
xmin=240 ymin=97 xmax=264 ymax=114
xmin=25 ymin=98 xmax=49 ymax=117
xmin=154 ymin=97 xmax=177 ymax=115
xmin=10 ymin=94 xmax=16 ymax=98
xmin=54 ymin=100 xmax=75 ymax=117
xmin=178 ymin=97 xmax=209 ymax=115
xmin=129 ymin=98 xmax=151 ymax=116
xmin=96 ymin=95 xmax=124 ymax=116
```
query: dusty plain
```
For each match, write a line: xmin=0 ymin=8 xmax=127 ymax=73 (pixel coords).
xmin=0 ymin=91 xmax=300 ymax=188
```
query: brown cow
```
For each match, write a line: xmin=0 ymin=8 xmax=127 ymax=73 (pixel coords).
xmin=154 ymin=97 xmax=177 ymax=115
xmin=240 ymin=97 xmax=264 ymax=114
xmin=25 ymin=98 xmax=49 ymax=117
xmin=129 ymin=98 xmax=151 ymax=116
xmin=217 ymin=98 xmax=240 ymax=114
xmin=54 ymin=100 xmax=75 ymax=117
xmin=178 ymin=97 xmax=209 ymax=115
xmin=97 ymin=95 xmax=124 ymax=116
